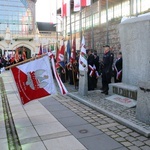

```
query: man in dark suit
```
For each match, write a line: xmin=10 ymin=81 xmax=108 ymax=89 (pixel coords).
xmin=114 ymin=52 xmax=122 ymax=83
xmin=101 ymin=45 xmax=114 ymax=95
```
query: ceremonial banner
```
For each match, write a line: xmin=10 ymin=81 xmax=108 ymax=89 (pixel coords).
xmin=74 ymin=0 xmax=81 ymax=12
xmin=62 ymin=0 xmax=70 ymax=17
xmin=67 ymin=40 xmax=71 ymax=63
xmin=81 ymin=0 xmax=91 ymax=6
xmin=79 ymin=36 xmax=88 ymax=71
xmin=70 ymin=37 xmax=76 ymax=63
xmin=11 ymin=56 xmax=57 ymax=105
xmin=48 ymin=52 xmax=68 ymax=95
xmin=38 ymin=44 xmax=43 ymax=55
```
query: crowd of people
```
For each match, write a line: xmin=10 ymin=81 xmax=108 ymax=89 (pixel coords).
xmin=57 ymin=45 xmax=123 ymax=95
xmin=0 ymin=45 xmax=122 ymax=95
xmin=0 ymin=49 xmax=27 ymax=70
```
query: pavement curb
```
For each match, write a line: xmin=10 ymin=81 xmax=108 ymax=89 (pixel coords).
xmin=68 ymin=92 xmax=150 ymax=138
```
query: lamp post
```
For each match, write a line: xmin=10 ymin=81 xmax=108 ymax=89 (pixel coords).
xmin=5 ymin=27 xmax=11 ymax=58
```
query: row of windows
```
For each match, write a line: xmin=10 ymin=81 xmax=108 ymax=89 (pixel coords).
xmin=64 ymin=0 xmax=150 ymax=35
xmin=0 ymin=0 xmax=33 ymax=34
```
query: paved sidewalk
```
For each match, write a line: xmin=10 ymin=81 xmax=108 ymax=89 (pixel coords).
xmin=0 ymin=71 xmax=87 ymax=150
xmin=0 ymin=71 xmax=150 ymax=150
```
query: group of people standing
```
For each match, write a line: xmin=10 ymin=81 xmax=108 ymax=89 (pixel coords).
xmin=88 ymin=45 xmax=123 ymax=95
xmin=57 ymin=45 xmax=123 ymax=95
xmin=0 ymin=49 xmax=27 ymax=70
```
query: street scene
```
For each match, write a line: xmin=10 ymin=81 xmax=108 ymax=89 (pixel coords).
xmin=0 ymin=0 xmax=150 ymax=150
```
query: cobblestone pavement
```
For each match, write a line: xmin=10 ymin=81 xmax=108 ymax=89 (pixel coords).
xmin=57 ymin=82 xmax=150 ymax=150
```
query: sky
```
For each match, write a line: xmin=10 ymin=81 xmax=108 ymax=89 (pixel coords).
xmin=36 ymin=0 xmax=56 ymax=22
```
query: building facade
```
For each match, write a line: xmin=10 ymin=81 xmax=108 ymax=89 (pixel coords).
xmin=0 ymin=0 xmax=58 ymax=58
xmin=61 ymin=0 xmax=150 ymax=57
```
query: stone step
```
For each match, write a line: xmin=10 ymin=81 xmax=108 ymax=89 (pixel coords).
xmin=109 ymin=83 xmax=138 ymax=100
xmin=105 ymin=94 xmax=137 ymax=108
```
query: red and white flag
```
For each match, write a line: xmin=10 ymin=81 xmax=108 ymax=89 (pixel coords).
xmin=62 ymin=0 xmax=70 ymax=17
xmin=79 ymin=36 xmax=88 ymax=71
xmin=74 ymin=0 xmax=81 ymax=12
xmin=11 ymin=56 xmax=57 ymax=105
xmin=81 ymin=0 xmax=91 ymax=6
xmin=70 ymin=37 xmax=76 ymax=63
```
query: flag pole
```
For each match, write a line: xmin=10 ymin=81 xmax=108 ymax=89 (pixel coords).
xmin=90 ymin=1 xmax=94 ymax=49
xmin=5 ymin=54 xmax=47 ymax=70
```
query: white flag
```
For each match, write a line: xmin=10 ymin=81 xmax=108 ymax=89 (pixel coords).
xmin=11 ymin=56 xmax=57 ymax=105
xmin=79 ymin=36 xmax=88 ymax=71
xmin=74 ymin=0 xmax=81 ymax=12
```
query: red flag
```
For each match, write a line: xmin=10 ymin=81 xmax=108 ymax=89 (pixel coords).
xmin=57 ymin=44 xmax=65 ymax=62
xmin=70 ymin=37 xmax=76 ymax=63
xmin=38 ymin=44 xmax=43 ymax=55
xmin=15 ymin=48 xmax=19 ymax=63
xmin=81 ymin=0 xmax=91 ymax=7
xmin=22 ymin=48 xmax=26 ymax=60
xmin=62 ymin=0 xmax=70 ymax=17
xmin=11 ymin=56 xmax=57 ymax=105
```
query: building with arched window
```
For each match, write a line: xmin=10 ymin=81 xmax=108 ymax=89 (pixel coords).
xmin=0 ymin=0 xmax=58 ymax=59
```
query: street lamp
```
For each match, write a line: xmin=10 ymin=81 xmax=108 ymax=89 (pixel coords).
xmin=5 ymin=26 xmax=11 ymax=58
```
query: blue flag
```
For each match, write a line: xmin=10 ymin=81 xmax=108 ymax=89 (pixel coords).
xmin=67 ymin=40 xmax=71 ymax=63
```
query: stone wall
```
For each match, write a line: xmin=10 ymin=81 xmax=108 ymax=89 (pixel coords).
xmin=84 ymin=19 xmax=121 ymax=59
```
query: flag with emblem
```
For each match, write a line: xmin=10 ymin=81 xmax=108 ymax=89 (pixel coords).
xmin=11 ymin=55 xmax=57 ymax=105
xmin=79 ymin=36 xmax=87 ymax=71
xmin=74 ymin=0 xmax=81 ymax=12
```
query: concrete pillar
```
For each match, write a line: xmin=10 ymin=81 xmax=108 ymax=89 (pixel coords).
xmin=78 ymin=70 xmax=88 ymax=96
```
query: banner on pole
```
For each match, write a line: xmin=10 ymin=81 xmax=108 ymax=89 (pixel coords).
xmin=11 ymin=56 xmax=57 ymax=105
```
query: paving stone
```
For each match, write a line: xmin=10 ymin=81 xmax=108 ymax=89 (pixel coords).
xmin=91 ymin=122 xmax=100 ymax=126
xmin=67 ymin=124 xmax=103 ymax=139
xmin=144 ymin=140 xmax=150 ymax=146
xmin=123 ymin=128 xmax=133 ymax=133
xmin=105 ymin=131 xmax=115 ymax=136
xmin=129 ymin=132 xmax=140 ymax=137
xmin=140 ymin=145 xmax=150 ymax=150
xmin=108 ymin=126 xmax=118 ymax=131
xmin=125 ymin=136 xmax=137 ymax=142
xmin=117 ymin=132 xmax=129 ymax=137
xmin=115 ymin=137 xmax=126 ymax=142
xmin=132 ymin=140 xmax=145 ymax=147
xmin=44 ymin=104 xmax=68 ymax=112
xmin=87 ymin=119 xmax=95 ymax=123
xmin=117 ymin=125 xmax=126 ymax=130
xmin=99 ymin=128 xmax=109 ymax=132
xmin=136 ymin=136 xmax=148 ymax=142
xmin=111 ymin=134 xmax=119 ymax=138
xmin=121 ymin=141 xmax=133 ymax=147
xmin=58 ymin=115 xmax=88 ymax=127
xmin=49 ymin=110 xmax=78 ymax=119
xmin=128 ymin=146 xmax=141 ymax=150
xmin=39 ymin=97 xmax=60 ymax=106
xmin=99 ymin=121 xmax=107 ymax=125
xmin=80 ymin=134 xmax=123 ymax=150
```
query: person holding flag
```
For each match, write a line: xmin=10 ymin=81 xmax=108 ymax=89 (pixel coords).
xmin=56 ymin=41 xmax=66 ymax=83
xmin=66 ymin=40 xmax=74 ymax=85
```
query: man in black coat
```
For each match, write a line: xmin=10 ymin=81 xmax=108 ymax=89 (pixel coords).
xmin=101 ymin=45 xmax=114 ymax=95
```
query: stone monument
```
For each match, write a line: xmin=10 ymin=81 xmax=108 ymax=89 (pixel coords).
xmin=119 ymin=15 xmax=150 ymax=124
xmin=136 ymin=81 xmax=150 ymax=125
xmin=119 ymin=15 xmax=150 ymax=86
